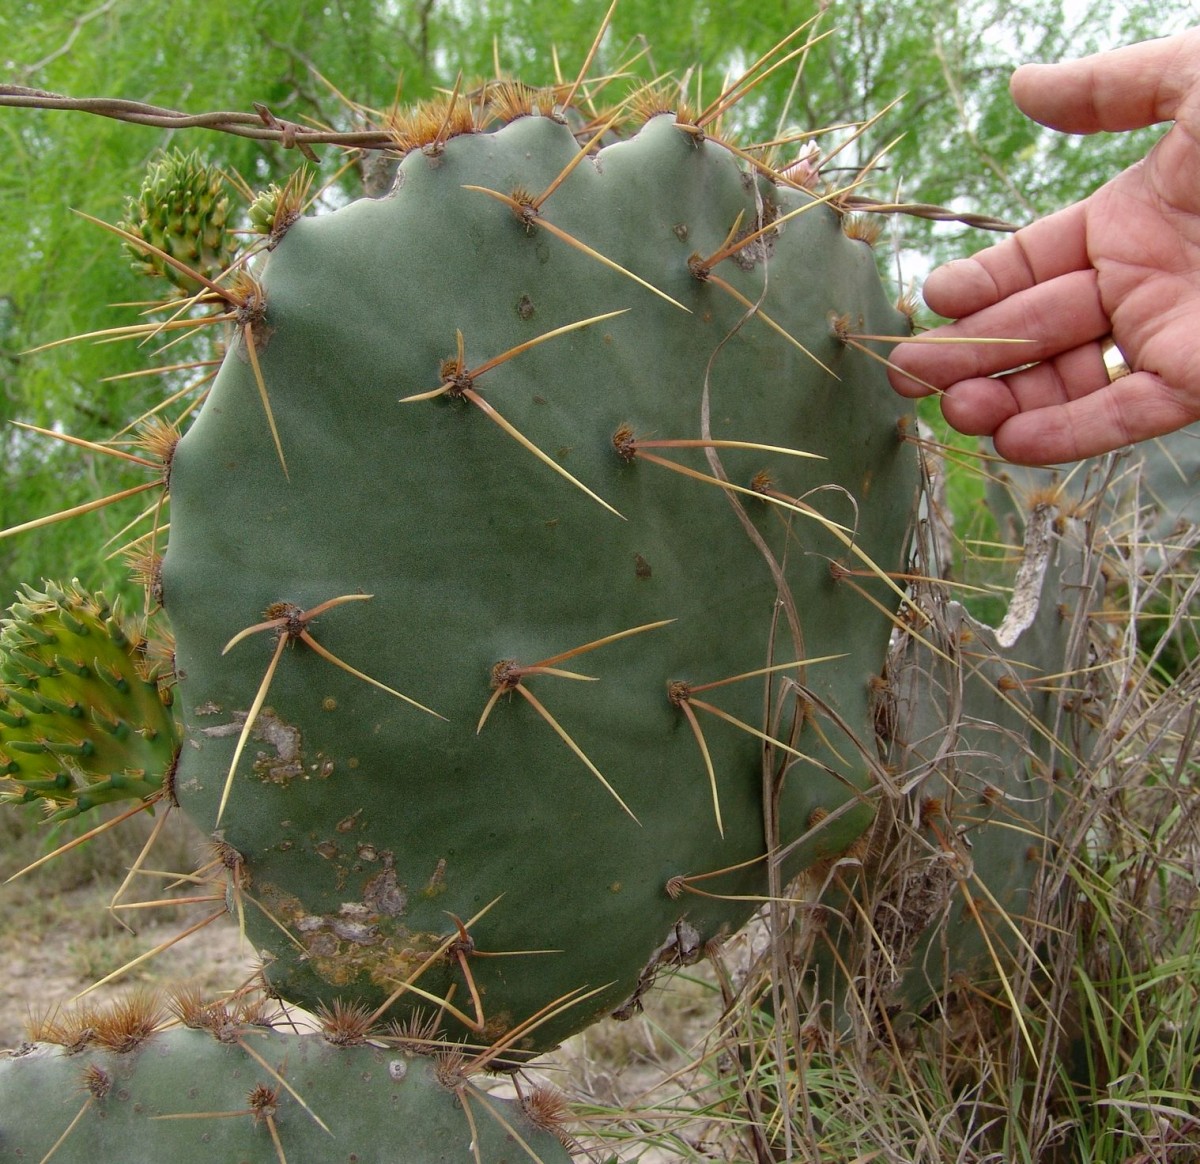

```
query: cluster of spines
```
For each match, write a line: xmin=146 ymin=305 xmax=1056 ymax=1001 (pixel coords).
xmin=376 ymin=67 xmax=885 ymax=240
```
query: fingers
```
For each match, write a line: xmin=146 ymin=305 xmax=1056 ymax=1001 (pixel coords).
xmin=888 ymin=267 xmax=1108 ymax=398
xmin=911 ymin=342 xmax=1199 ymax=465
xmin=981 ymin=372 xmax=1200 ymax=464
xmin=936 ymin=340 xmax=1111 ymax=437
xmin=1011 ymin=29 xmax=1200 ymax=134
xmin=918 ymin=200 xmax=1091 ymax=319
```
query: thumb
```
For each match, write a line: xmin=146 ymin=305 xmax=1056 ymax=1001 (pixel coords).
xmin=1010 ymin=29 xmax=1200 ymax=134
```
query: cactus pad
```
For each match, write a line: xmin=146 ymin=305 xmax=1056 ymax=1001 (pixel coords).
xmin=0 ymin=1017 xmax=572 ymax=1162
xmin=799 ymin=491 xmax=1099 ymax=1027
xmin=160 ymin=108 xmax=919 ymax=1051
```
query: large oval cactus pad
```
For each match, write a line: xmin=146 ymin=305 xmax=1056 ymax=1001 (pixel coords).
xmin=164 ymin=113 xmax=918 ymax=1050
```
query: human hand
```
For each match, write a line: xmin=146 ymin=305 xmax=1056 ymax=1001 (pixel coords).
xmin=888 ymin=29 xmax=1200 ymax=465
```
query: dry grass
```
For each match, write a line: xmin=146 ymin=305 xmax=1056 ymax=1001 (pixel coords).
xmin=515 ymin=435 xmax=1200 ymax=1163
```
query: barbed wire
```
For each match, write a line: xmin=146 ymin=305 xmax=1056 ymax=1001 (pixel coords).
xmin=845 ymin=197 xmax=1018 ymax=233
xmin=0 ymin=86 xmax=381 ymax=160
xmin=0 ymin=85 xmax=1020 ymax=233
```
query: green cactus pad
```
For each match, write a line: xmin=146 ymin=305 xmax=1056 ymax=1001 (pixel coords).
xmin=0 ymin=1023 xmax=572 ymax=1162
xmin=161 ymin=111 xmax=919 ymax=1050
xmin=800 ymin=495 xmax=1099 ymax=1026
xmin=0 ymin=581 xmax=179 ymax=820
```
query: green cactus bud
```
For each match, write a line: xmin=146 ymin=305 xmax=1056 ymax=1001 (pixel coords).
xmin=0 ymin=582 xmax=179 ymax=820
xmin=246 ymin=169 xmax=312 ymax=248
xmin=117 ymin=149 xmax=236 ymax=290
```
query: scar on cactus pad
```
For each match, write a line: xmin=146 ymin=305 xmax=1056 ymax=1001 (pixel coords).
xmin=2 ymin=24 xmax=931 ymax=1061
xmin=216 ymin=592 xmax=446 ymax=826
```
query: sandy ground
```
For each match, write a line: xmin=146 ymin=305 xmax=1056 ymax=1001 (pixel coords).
xmin=0 ymin=805 xmax=256 ymax=1049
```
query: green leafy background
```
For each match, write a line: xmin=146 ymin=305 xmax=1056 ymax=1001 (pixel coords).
xmin=0 ymin=0 xmax=1193 ymax=600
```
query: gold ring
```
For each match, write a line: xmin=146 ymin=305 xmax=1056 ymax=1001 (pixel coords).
xmin=1101 ymin=336 xmax=1132 ymax=383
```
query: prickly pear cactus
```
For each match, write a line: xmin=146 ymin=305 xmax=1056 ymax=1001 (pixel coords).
xmin=161 ymin=106 xmax=919 ymax=1050
xmin=798 ymin=489 xmax=1100 ymax=1027
xmin=0 ymin=582 xmax=178 ymax=820
xmin=0 ymin=1003 xmax=573 ymax=1162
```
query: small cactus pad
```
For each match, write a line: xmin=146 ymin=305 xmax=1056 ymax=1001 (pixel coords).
xmin=800 ymin=496 xmax=1099 ymax=1026
xmin=0 ymin=581 xmax=178 ymax=820
xmin=161 ymin=110 xmax=919 ymax=1049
